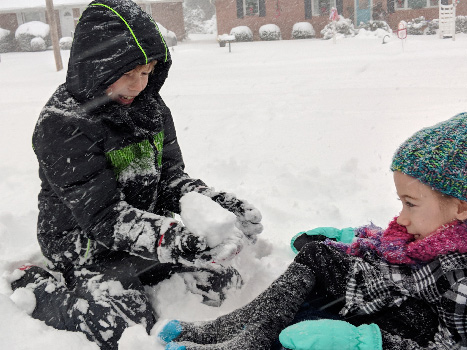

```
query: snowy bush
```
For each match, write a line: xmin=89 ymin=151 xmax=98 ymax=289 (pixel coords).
xmin=30 ymin=37 xmax=46 ymax=51
xmin=406 ymin=16 xmax=427 ymax=35
xmin=321 ymin=16 xmax=356 ymax=40
xmin=456 ymin=16 xmax=467 ymax=33
xmin=425 ymin=19 xmax=438 ymax=35
xmin=183 ymin=0 xmax=216 ymax=35
xmin=356 ymin=27 xmax=393 ymax=39
xmin=358 ymin=20 xmax=391 ymax=33
xmin=15 ymin=21 xmax=50 ymax=52
xmin=259 ymin=24 xmax=281 ymax=41
xmin=0 ymin=28 xmax=15 ymax=53
xmin=59 ymin=37 xmax=73 ymax=50
xmin=292 ymin=22 xmax=315 ymax=39
xmin=230 ymin=26 xmax=253 ymax=42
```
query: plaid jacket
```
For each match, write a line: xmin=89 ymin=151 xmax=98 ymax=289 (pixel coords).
xmin=341 ymin=251 xmax=467 ymax=349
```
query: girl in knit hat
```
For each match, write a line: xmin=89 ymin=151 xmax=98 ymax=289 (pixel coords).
xmin=156 ymin=112 xmax=467 ymax=350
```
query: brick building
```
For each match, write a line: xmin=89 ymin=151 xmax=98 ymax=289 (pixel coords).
xmin=215 ymin=0 xmax=467 ymax=39
xmin=0 ymin=0 xmax=185 ymax=40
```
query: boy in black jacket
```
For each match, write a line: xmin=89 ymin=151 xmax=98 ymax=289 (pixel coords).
xmin=10 ymin=1 xmax=262 ymax=349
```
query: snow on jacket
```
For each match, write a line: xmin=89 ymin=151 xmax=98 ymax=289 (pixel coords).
xmin=326 ymin=221 xmax=467 ymax=349
xmin=32 ymin=0 xmax=205 ymax=271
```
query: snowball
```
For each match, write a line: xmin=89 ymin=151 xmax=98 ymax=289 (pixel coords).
xmin=10 ymin=287 xmax=36 ymax=315
xmin=180 ymin=192 xmax=241 ymax=248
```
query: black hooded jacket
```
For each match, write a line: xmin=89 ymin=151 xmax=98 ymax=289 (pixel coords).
xmin=32 ymin=0 xmax=205 ymax=271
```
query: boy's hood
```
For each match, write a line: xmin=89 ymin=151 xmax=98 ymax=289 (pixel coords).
xmin=66 ymin=0 xmax=171 ymax=103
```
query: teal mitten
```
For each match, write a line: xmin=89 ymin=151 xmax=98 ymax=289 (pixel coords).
xmin=279 ymin=319 xmax=382 ymax=350
xmin=291 ymin=227 xmax=355 ymax=253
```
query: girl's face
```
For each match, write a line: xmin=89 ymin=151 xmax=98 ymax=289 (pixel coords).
xmin=394 ymin=171 xmax=464 ymax=240
xmin=106 ymin=61 xmax=156 ymax=105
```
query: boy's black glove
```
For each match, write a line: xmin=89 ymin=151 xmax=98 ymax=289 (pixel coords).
xmin=157 ymin=222 xmax=211 ymax=265
xmin=195 ymin=187 xmax=263 ymax=243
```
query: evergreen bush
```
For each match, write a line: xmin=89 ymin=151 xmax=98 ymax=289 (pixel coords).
xmin=15 ymin=21 xmax=50 ymax=52
xmin=456 ymin=16 xmax=467 ymax=33
xmin=358 ymin=20 xmax=391 ymax=32
xmin=292 ymin=22 xmax=315 ymax=39
xmin=406 ymin=16 xmax=427 ymax=35
xmin=321 ymin=16 xmax=356 ymax=40
xmin=0 ymin=28 xmax=14 ymax=53
xmin=59 ymin=37 xmax=73 ymax=50
xmin=30 ymin=37 xmax=46 ymax=51
xmin=259 ymin=24 xmax=282 ymax=41
xmin=230 ymin=26 xmax=253 ymax=42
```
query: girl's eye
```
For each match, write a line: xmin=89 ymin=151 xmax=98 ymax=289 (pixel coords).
xmin=397 ymin=198 xmax=415 ymax=208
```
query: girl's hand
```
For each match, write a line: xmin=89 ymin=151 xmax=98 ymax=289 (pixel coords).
xmin=279 ymin=319 xmax=382 ymax=350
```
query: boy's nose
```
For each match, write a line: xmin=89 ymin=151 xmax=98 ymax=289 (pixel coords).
xmin=129 ymin=77 xmax=145 ymax=92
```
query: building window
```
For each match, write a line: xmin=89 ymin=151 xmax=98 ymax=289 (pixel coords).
xmin=313 ymin=0 xmax=336 ymax=16
xmin=396 ymin=0 xmax=438 ymax=9
xmin=20 ymin=11 xmax=46 ymax=24
xmin=244 ymin=0 xmax=259 ymax=16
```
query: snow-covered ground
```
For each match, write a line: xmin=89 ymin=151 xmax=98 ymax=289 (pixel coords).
xmin=1 ymin=32 xmax=467 ymax=349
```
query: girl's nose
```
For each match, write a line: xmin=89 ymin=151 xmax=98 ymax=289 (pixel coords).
xmin=397 ymin=210 xmax=410 ymax=227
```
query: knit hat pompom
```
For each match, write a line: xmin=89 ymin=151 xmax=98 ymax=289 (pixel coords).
xmin=391 ymin=112 xmax=467 ymax=202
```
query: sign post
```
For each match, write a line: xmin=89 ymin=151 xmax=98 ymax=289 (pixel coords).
xmin=329 ymin=7 xmax=339 ymax=44
xmin=397 ymin=21 xmax=407 ymax=51
xmin=45 ymin=0 xmax=63 ymax=71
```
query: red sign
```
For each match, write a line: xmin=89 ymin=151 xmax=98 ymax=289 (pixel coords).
xmin=397 ymin=21 xmax=407 ymax=39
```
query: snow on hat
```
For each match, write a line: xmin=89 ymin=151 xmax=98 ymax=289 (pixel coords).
xmin=391 ymin=112 xmax=467 ymax=202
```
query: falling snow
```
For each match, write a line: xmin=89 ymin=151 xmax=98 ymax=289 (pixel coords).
xmin=1 ymin=33 xmax=467 ymax=349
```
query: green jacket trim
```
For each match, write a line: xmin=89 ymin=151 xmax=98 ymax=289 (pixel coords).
xmin=90 ymin=3 xmax=149 ymax=64
xmin=105 ymin=131 xmax=164 ymax=178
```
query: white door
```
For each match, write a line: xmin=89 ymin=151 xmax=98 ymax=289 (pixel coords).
xmin=60 ymin=8 xmax=75 ymax=38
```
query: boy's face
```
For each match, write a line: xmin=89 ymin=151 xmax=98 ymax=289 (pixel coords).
xmin=106 ymin=61 xmax=156 ymax=105
xmin=394 ymin=171 xmax=461 ymax=240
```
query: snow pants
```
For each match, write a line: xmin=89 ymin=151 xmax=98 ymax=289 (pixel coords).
xmin=272 ymin=241 xmax=439 ymax=349
xmin=18 ymin=251 xmax=239 ymax=350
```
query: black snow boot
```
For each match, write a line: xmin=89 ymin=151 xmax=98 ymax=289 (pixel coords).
xmin=159 ymin=261 xmax=315 ymax=349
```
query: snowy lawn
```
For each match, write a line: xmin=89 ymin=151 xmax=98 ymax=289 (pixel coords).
xmin=1 ymin=32 xmax=467 ymax=349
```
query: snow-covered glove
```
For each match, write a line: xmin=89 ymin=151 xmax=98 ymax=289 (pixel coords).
xmin=181 ymin=266 xmax=243 ymax=306
xmin=157 ymin=222 xmax=211 ymax=265
xmin=195 ymin=187 xmax=263 ymax=243
xmin=291 ymin=227 xmax=355 ymax=253
xmin=279 ymin=319 xmax=382 ymax=350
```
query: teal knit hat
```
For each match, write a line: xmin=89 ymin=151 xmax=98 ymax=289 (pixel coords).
xmin=391 ymin=112 xmax=467 ymax=202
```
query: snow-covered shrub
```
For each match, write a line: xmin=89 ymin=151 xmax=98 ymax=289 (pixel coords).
xmin=356 ymin=27 xmax=393 ymax=39
xmin=358 ymin=20 xmax=391 ymax=33
xmin=15 ymin=21 xmax=50 ymax=52
xmin=230 ymin=26 xmax=253 ymax=42
xmin=259 ymin=24 xmax=281 ymax=41
xmin=202 ymin=15 xmax=217 ymax=35
xmin=406 ymin=16 xmax=427 ymax=35
xmin=425 ymin=19 xmax=438 ymax=35
xmin=456 ymin=16 xmax=467 ymax=33
xmin=292 ymin=22 xmax=315 ymax=39
xmin=183 ymin=0 xmax=216 ymax=36
xmin=59 ymin=37 xmax=73 ymax=50
xmin=30 ymin=37 xmax=46 ymax=51
xmin=321 ymin=16 xmax=356 ymax=40
xmin=0 ymin=28 xmax=15 ymax=53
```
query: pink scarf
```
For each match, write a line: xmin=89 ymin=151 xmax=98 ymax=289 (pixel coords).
xmin=331 ymin=218 xmax=467 ymax=265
